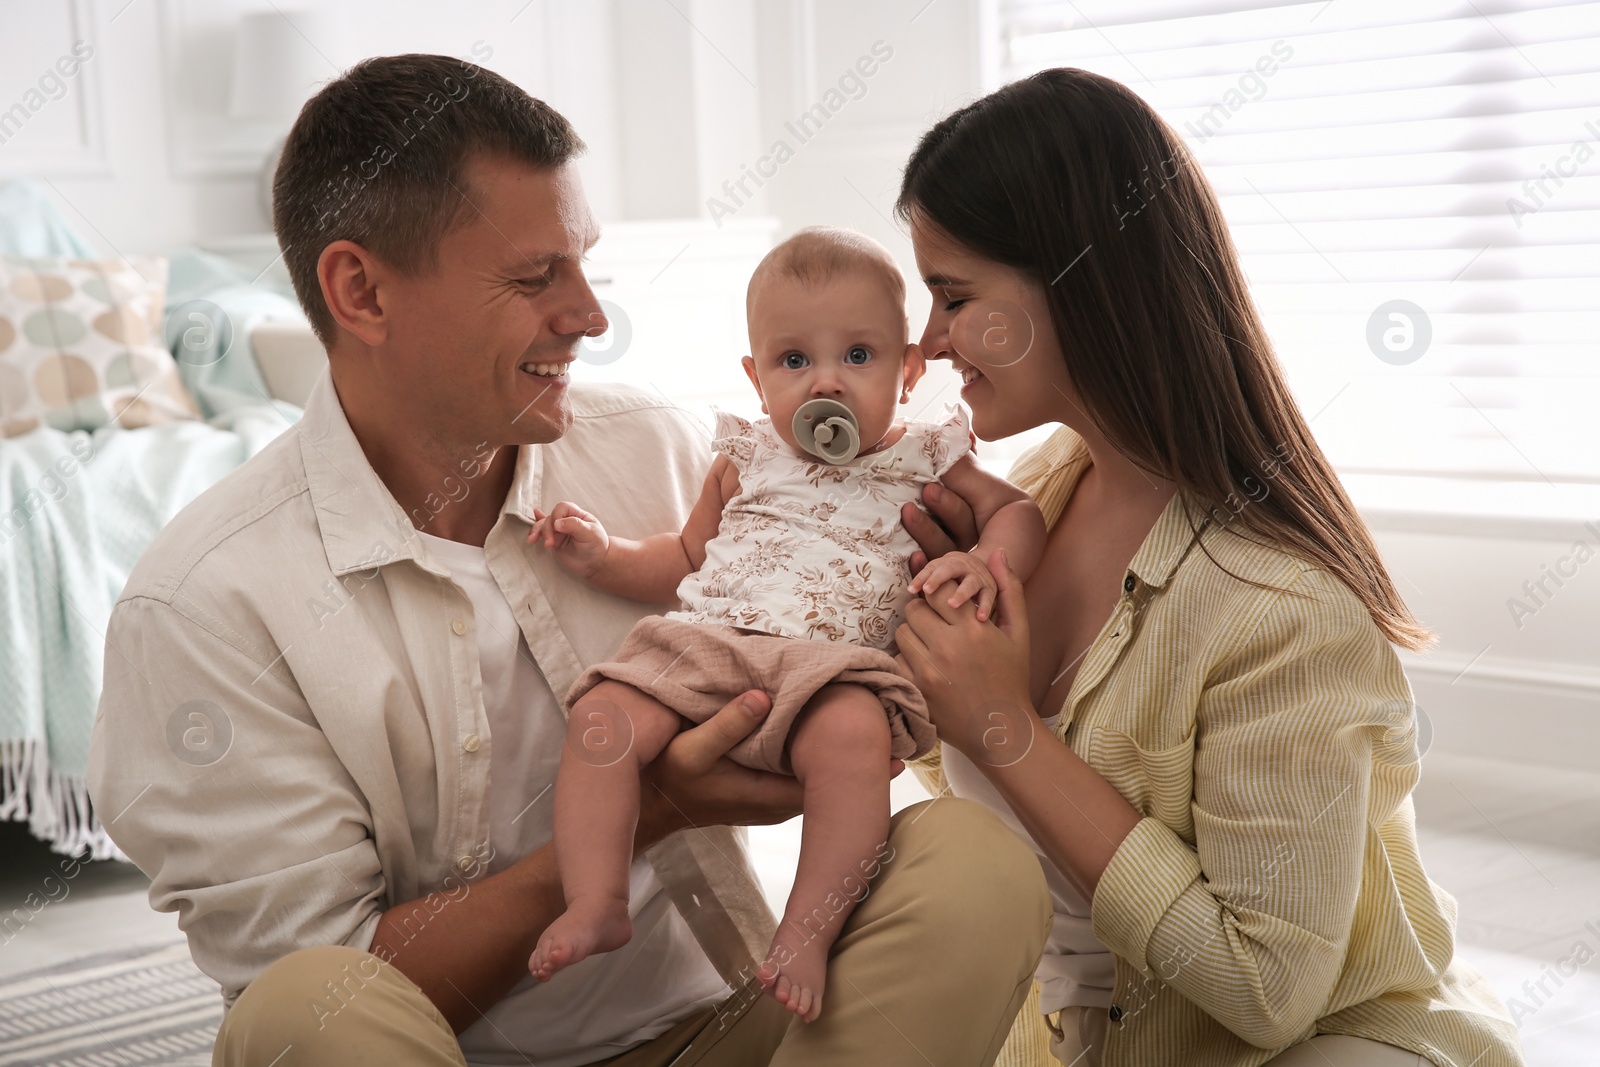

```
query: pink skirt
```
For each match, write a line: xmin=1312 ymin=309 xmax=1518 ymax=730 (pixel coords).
xmin=566 ymin=616 xmax=935 ymax=775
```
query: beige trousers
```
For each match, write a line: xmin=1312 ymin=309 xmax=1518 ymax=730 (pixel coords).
xmin=1044 ymin=1006 xmax=1434 ymax=1067
xmin=213 ymin=797 xmax=1051 ymax=1067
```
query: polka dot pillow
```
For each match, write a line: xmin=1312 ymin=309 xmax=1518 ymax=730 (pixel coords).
xmin=0 ymin=256 xmax=200 ymax=438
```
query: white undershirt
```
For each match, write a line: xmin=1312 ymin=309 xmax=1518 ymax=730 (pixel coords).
xmin=417 ymin=531 xmax=730 ymax=1067
xmin=940 ymin=714 xmax=1117 ymax=1015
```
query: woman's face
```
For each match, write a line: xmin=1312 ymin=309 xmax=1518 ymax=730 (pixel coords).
xmin=910 ymin=212 xmax=1077 ymax=441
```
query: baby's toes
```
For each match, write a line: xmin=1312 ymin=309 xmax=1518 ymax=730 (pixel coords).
xmin=532 ymin=941 xmax=566 ymax=981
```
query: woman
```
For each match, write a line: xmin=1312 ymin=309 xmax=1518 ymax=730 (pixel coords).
xmin=893 ymin=69 xmax=1523 ymax=1067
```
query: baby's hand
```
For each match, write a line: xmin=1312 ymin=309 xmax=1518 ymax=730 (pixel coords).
xmin=909 ymin=550 xmax=999 ymax=623
xmin=528 ymin=502 xmax=610 ymax=578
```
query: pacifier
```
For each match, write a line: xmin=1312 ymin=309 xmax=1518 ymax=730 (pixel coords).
xmin=792 ymin=398 xmax=862 ymax=464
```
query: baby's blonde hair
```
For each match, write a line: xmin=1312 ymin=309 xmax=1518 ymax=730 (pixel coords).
xmin=746 ymin=226 xmax=907 ymax=322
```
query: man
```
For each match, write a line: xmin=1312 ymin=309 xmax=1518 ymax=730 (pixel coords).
xmin=87 ymin=54 xmax=1047 ymax=1066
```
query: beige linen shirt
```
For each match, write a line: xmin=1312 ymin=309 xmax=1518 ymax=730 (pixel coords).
xmin=86 ymin=369 xmax=777 ymax=1011
xmin=923 ymin=426 xmax=1524 ymax=1067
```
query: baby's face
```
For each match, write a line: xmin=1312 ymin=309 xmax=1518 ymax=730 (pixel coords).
xmin=742 ymin=271 xmax=924 ymax=457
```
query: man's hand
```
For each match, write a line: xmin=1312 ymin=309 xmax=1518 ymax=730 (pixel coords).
xmin=635 ymin=690 xmax=903 ymax=851
xmin=529 ymin=502 xmax=609 ymax=578
xmin=901 ymin=481 xmax=979 ymax=576
xmin=636 ymin=691 xmax=796 ymax=849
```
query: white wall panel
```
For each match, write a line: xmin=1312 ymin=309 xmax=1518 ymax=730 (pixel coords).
xmin=0 ymin=0 xmax=109 ymax=176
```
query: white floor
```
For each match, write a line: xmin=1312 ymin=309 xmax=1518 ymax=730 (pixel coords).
xmin=1401 ymin=753 xmax=1600 ymax=1066
xmin=2 ymin=751 xmax=1595 ymax=1065
xmin=0 ymin=829 xmax=179 ymax=982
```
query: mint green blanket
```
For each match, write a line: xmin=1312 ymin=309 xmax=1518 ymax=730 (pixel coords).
xmin=0 ymin=180 xmax=305 ymax=857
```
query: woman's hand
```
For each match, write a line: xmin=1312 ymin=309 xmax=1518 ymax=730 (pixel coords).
xmin=901 ymin=481 xmax=980 ymax=576
xmin=895 ymin=548 xmax=1037 ymax=764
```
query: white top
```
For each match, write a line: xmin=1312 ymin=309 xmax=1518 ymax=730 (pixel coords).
xmin=670 ymin=406 xmax=972 ymax=649
xmin=941 ymin=713 xmax=1117 ymax=1015
xmin=418 ymin=531 xmax=730 ymax=1066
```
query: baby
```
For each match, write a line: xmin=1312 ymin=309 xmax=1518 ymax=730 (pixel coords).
xmin=526 ymin=227 xmax=1046 ymax=1021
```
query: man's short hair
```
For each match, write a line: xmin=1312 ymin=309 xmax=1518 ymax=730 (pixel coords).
xmin=747 ymin=226 xmax=906 ymax=320
xmin=273 ymin=53 xmax=584 ymax=344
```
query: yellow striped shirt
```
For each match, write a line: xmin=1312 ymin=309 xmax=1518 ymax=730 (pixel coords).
xmin=957 ymin=426 xmax=1523 ymax=1067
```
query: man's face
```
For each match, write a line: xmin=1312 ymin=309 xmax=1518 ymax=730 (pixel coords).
xmin=381 ymin=155 xmax=603 ymax=449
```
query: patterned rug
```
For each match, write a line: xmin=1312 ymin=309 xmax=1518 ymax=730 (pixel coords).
xmin=0 ymin=940 xmax=220 ymax=1066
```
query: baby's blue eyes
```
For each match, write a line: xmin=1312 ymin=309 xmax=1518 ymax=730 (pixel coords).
xmin=780 ymin=347 xmax=873 ymax=369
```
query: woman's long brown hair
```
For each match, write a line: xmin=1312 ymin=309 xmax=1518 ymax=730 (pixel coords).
xmin=896 ymin=68 xmax=1432 ymax=651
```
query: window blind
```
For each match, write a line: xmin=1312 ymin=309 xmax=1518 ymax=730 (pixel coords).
xmin=997 ymin=0 xmax=1600 ymax=483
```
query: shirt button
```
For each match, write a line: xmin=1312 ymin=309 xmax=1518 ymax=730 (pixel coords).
xmin=451 ymin=618 xmax=467 ymax=636
xmin=457 ymin=855 xmax=475 ymax=873
xmin=1123 ymin=574 xmax=1136 ymax=593
xmin=1109 ymin=1004 xmax=1124 ymax=1022
xmin=462 ymin=734 xmax=481 ymax=753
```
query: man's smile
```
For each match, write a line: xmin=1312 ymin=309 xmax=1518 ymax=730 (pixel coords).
xmin=520 ymin=359 xmax=572 ymax=379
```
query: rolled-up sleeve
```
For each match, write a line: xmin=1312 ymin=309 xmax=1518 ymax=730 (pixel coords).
xmin=88 ymin=594 xmax=387 ymax=1006
xmin=1091 ymin=567 xmax=1407 ymax=1049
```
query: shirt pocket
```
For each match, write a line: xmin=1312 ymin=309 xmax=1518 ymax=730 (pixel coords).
xmin=1085 ymin=724 xmax=1198 ymax=843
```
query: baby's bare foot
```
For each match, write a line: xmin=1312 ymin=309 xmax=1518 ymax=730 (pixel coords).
xmin=529 ymin=897 xmax=632 ymax=982
xmin=756 ymin=934 xmax=828 ymax=1023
